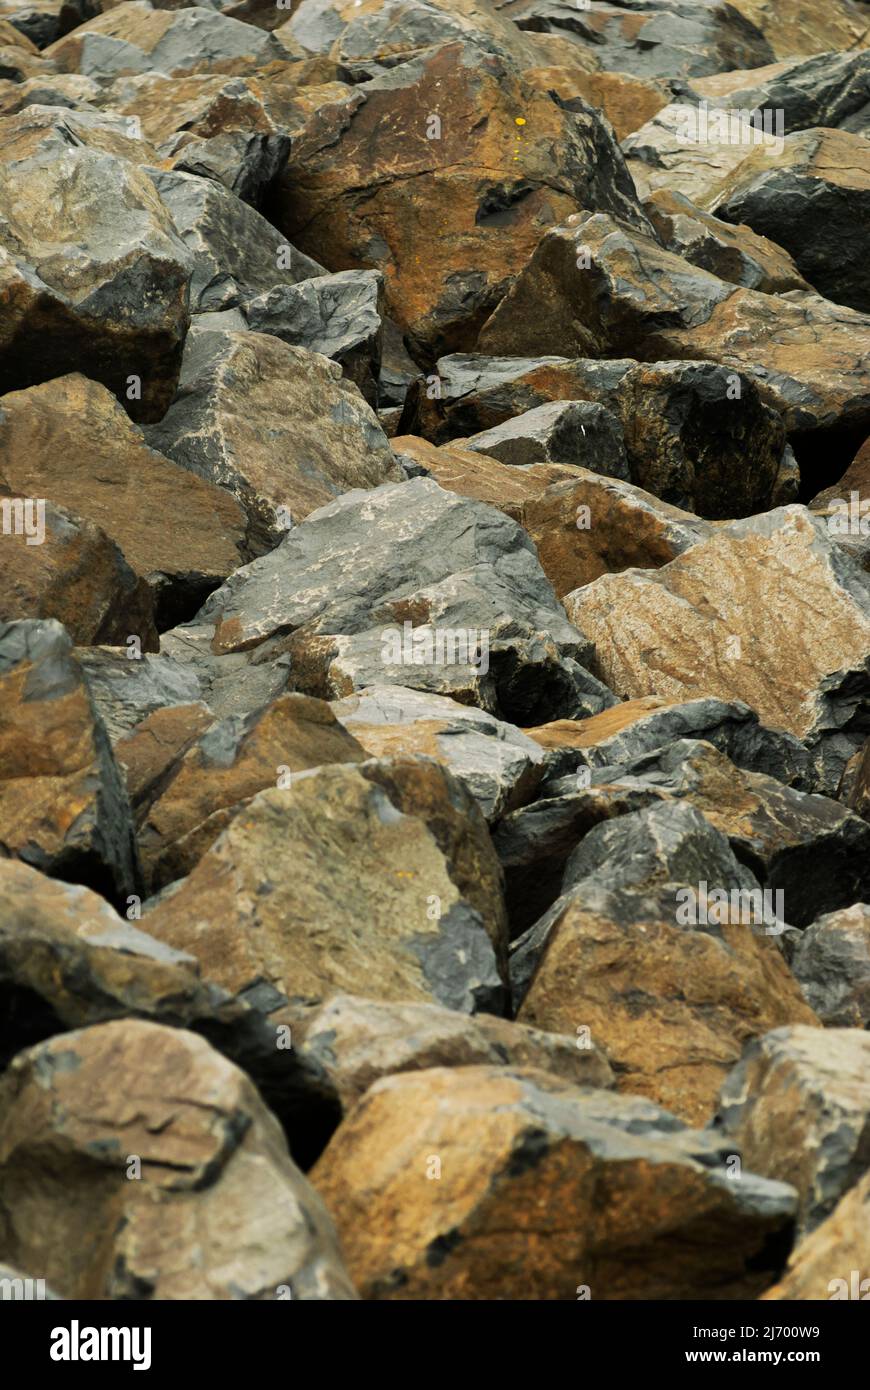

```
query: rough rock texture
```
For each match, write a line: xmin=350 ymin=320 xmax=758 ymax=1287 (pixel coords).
xmin=464 ymin=399 xmax=629 ymax=479
xmin=512 ymin=802 xmax=818 ymax=1122
xmin=714 ymin=1025 xmax=870 ymax=1235
xmin=762 ymin=1171 xmax=870 ymax=1301
xmin=276 ymin=40 xmax=648 ymax=359
xmin=144 ymin=759 xmax=510 ymax=1012
xmin=0 ymin=1020 xmax=357 ymax=1299
xmin=0 ymin=620 xmax=138 ymax=901
xmin=0 ymin=105 xmax=192 ymax=420
xmin=725 ymin=0 xmax=870 ymax=62
xmin=311 ymin=1065 xmax=797 ymax=1299
xmin=145 ymin=329 xmax=400 ymax=551
xmin=0 ymin=375 xmax=249 ymax=628
xmin=297 ymin=992 xmax=614 ymax=1112
xmin=712 ymin=128 xmax=870 ymax=313
xmin=0 ymin=499 xmax=159 ymax=649
xmin=691 ymin=49 xmax=870 ymax=138
xmin=644 ymin=188 xmax=811 ymax=294
xmin=564 ymin=509 xmax=870 ymax=778
xmin=790 ymin=904 xmax=870 ymax=1028
xmin=622 ymin=102 xmax=783 ymax=205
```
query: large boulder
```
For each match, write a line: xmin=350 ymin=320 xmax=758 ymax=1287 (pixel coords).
xmin=564 ymin=508 xmax=870 ymax=783
xmin=711 ymin=127 xmax=870 ymax=313
xmin=0 ymin=374 xmax=249 ymax=628
xmin=0 ymin=106 xmax=192 ymax=421
xmin=144 ymin=329 xmax=400 ymax=552
xmin=0 ymin=620 xmax=138 ymax=901
xmin=622 ymin=101 xmax=782 ymax=205
xmin=725 ymin=0 xmax=870 ymax=62
xmin=0 ymin=1020 xmax=357 ymax=1299
xmin=275 ymin=40 xmax=648 ymax=359
xmin=714 ymin=1025 xmax=870 ymax=1235
xmin=691 ymin=48 xmax=870 ymax=137
xmin=311 ymin=1065 xmax=797 ymax=1299
xmin=513 ymin=802 xmax=819 ymax=1123
xmin=199 ymin=477 xmax=615 ymax=724
xmin=144 ymin=758 xmax=510 ymax=1013
xmin=790 ymin=904 xmax=870 ymax=1028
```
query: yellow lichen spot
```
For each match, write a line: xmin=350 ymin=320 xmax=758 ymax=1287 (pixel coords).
xmin=515 ymin=117 xmax=526 ymax=126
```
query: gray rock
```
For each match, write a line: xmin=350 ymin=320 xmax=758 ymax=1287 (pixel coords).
xmin=714 ymin=1025 xmax=870 ymax=1235
xmin=198 ymin=476 xmax=616 ymax=724
xmin=144 ymin=328 xmax=400 ymax=553
xmin=464 ymin=399 xmax=629 ymax=479
xmin=146 ymin=166 xmax=325 ymax=316
xmin=75 ymin=646 xmax=203 ymax=743
xmin=643 ymin=188 xmax=810 ymax=294
xmin=241 ymin=269 xmax=384 ymax=407
xmin=151 ymin=622 xmax=295 ymax=724
xmin=690 ymin=49 xmax=870 ymax=138
xmin=331 ymin=684 xmax=547 ymax=821
xmin=790 ymin=904 xmax=870 ymax=1027
xmin=165 ymin=122 xmax=292 ymax=207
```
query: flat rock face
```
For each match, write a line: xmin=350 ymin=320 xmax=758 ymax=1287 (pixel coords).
xmin=464 ymin=399 xmax=630 ymax=479
xmin=0 ymin=620 xmax=138 ymax=901
xmin=512 ymin=802 xmax=817 ymax=1123
xmin=144 ymin=759 xmax=509 ymax=1013
xmin=0 ymin=374 xmax=249 ymax=627
xmin=622 ymin=102 xmax=783 ymax=205
xmin=714 ymin=1025 xmax=870 ymax=1236
xmin=311 ymin=1064 xmax=797 ymax=1299
xmin=275 ymin=40 xmax=647 ymax=358
xmin=0 ymin=106 xmax=192 ymax=421
xmin=297 ymin=992 xmax=614 ymax=1112
xmin=711 ymin=128 xmax=870 ymax=314
xmin=0 ymin=1019 xmax=357 ymax=1299
xmin=691 ymin=50 xmax=870 ymax=138
xmin=644 ymin=188 xmax=810 ymax=294
xmin=725 ymin=0 xmax=870 ymax=62
xmin=145 ymin=329 xmax=400 ymax=552
xmin=564 ymin=508 xmax=870 ymax=760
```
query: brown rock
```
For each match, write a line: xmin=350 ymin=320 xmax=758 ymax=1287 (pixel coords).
xmin=726 ymin=0 xmax=870 ymax=60
xmin=390 ymin=434 xmax=555 ymax=520
xmin=275 ymin=41 xmax=647 ymax=359
xmin=0 ymin=375 xmax=249 ymax=627
xmin=565 ymin=507 xmax=870 ymax=749
xmin=144 ymin=758 xmax=508 ymax=1013
xmin=0 ymin=499 xmax=158 ymax=650
xmin=138 ymin=692 xmax=366 ymax=891
xmin=537 ymin=67 xmax=669 ymax=140
xmin=115 ymin=702 xmax=218 ymax=823
xmin=311 ymin=1065 xmax=798 ymax=1299
xmin=762 ymin=1171 xmax=870 ymax=1301
xmin=0 ymin=619 xmax=138 ymax=901
xmin=0 ymin=1019 xmax=357 ymax=1299
xmin=297 ymin=993 xmax=614 ymax=1112
xmin=715 ymin=1025 xmax=870 ymax=1235
xmin=517 ymin=872 xmax=817 ymax=1125
xmin=523 ymin=697 xmax=678 ymax=752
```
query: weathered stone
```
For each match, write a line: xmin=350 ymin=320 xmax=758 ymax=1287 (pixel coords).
xmin=0 ymin=375 xmax=249 ymax=628
xmin=0 ymin=500 xmax=158 ymax=650
xmin=311 ymin=1065 xmax=797 ymax=1299
xmin=589 ymin=738 xmax=870 ymax=927
xmin=790 ymin=904 xmax=870 ymax=1028
xmin=145 ymin=330 xmax=400 ymax=552
xmin=0 ymin=1020 xmax=357 ymax=1298
xmin=297 ymin=992 xmax=613 ymax=1113
xmin=496 ymin=0 xmax=775 ymax=80
xmin=514 ymin=803 xmax=818 ymax=1123
xmin=199 ymin=477 xmax=615 ymax=725
xmin=241 ymin=269 xmax=385 ymax=407
xmin=0 ymin=106 xmax=192 ymax=420
xmin=644 ymin=187 xmax=810 ymax=293
xmin=390 ymin=434 xmax=553 ymax=519
xmin=0 ymin=620 xmax=138 ymax=900
xmin=275 ymin=40 xmax=648 ymax=359
xmin=159 ymin=621 xmax=295 ymax=721
xmin=138 ymin=692 xmax=366 ymax=891
xmin=475 ymin=212 xmax=870 ymax=459
xmin=115 ymin=702 xmax=215 ymax=823
xmin=538 ymin=66 xmax=670 ymax=140
xmin=712 ymin=127 xmax=870 ymax=313
xmin=464 ymin=399 xmax=629 ymax=479
xmin=400 ymin=353 xmax=634 ymax=443
xmin=622 ymin=101 xmax=781 ymax=204
xmin=691 ymin=49 xmax=870 ymax=138
xmin=714 ymin=1025 xmax=870 ymax=1235
xmin=331 ymin=684 xmax=546 ymax=821
xmin=144 ymin=759 xmax=509 ymax=1012
xmin=725 ymin=0 xmax=870 ymax=62
xmin=145 ymin=166 xmax=325 ymax=317
xmin=761 ymin=1170 xmax=870 ymax=1301
xmin=564 ymin=508 xmax=870 ymax=773
xmin=46 ymin=2 xmax=296 ymax=78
